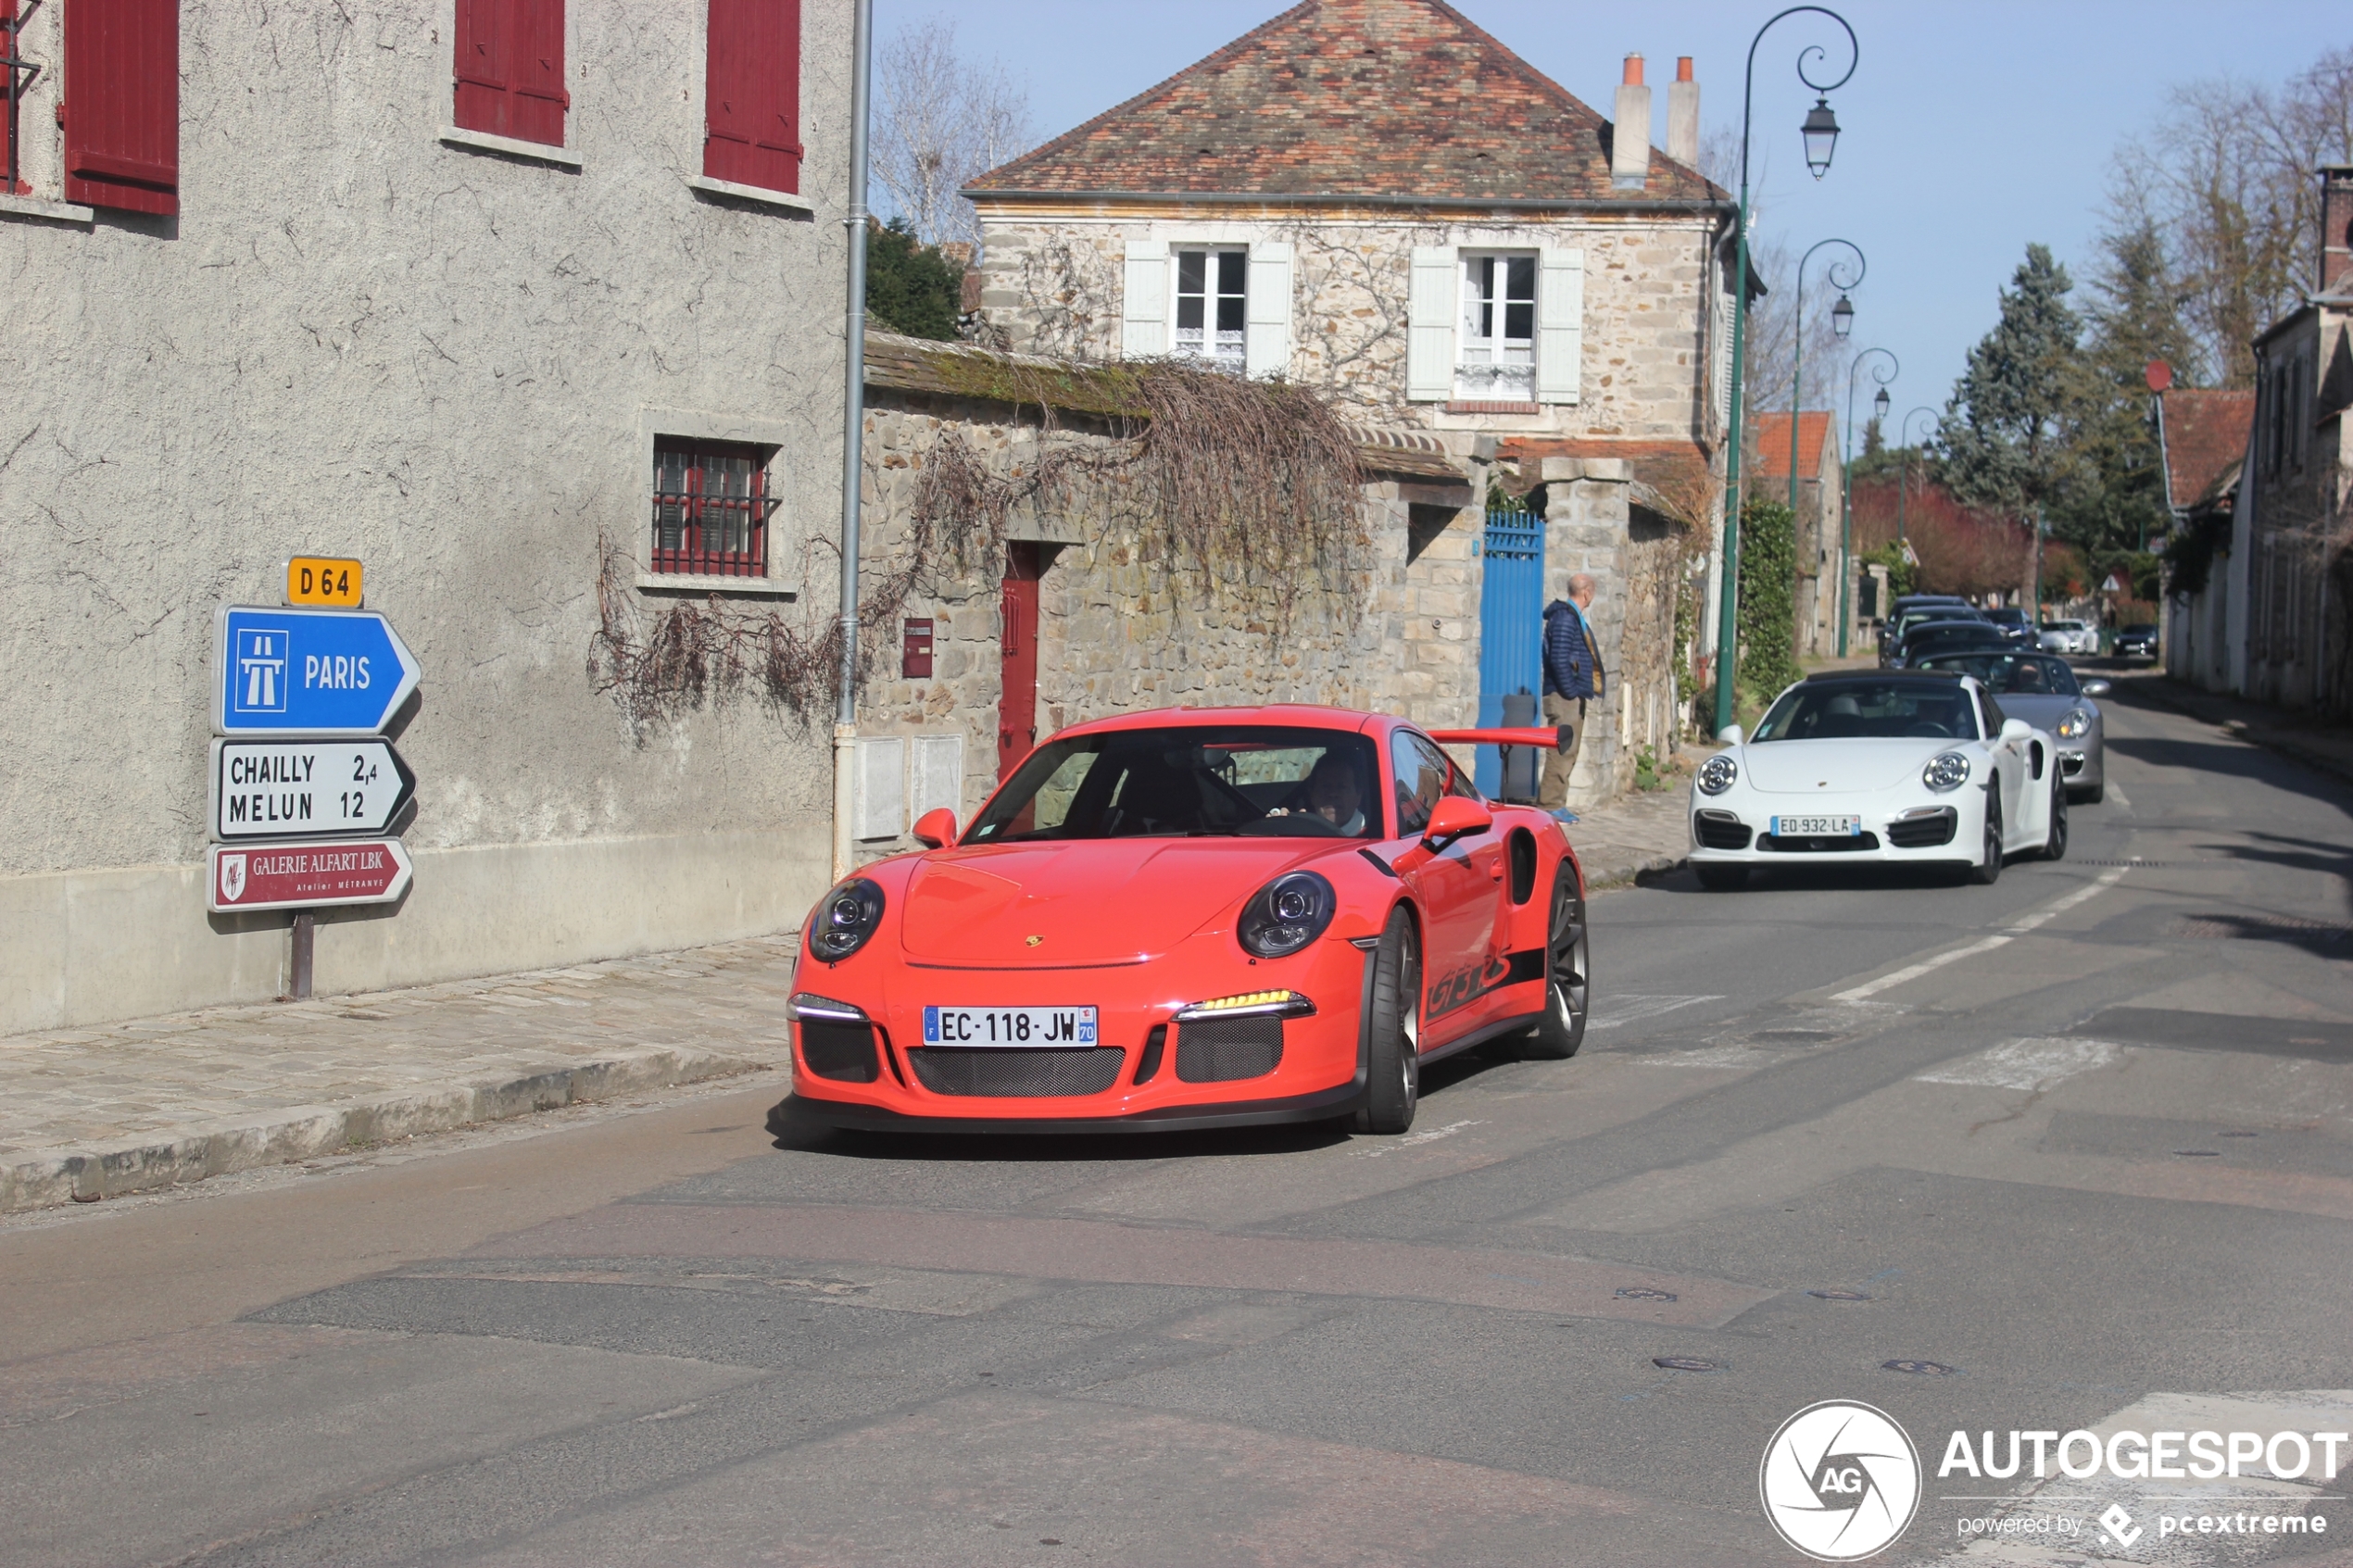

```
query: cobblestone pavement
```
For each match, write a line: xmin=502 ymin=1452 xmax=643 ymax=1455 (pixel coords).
xmin=0 ymin=789 xmax=1690 ymax=1212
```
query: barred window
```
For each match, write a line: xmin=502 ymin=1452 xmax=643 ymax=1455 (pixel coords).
xmin=651 ymin=439 xmax=774 ymax=577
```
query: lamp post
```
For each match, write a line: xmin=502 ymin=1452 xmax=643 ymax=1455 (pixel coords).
xmin=1837 ymin=347 xmax=1896 ymax=657
xmin=1788 ymin=238 xmax=1866 ymax=518
xmin=1897 ymin=406 xmax=1938 ymax=546
xmin=1710 ymin=6 xmax=1859 ymax=739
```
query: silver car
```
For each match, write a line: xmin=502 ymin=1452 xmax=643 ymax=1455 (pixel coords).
xmin=1913 ymin=651 xmax=2109 ymax=802
xmin=2038 ymin=619 xmax=2098 ymax=655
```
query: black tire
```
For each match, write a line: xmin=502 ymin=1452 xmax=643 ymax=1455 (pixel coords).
xmin=2069 ymin=781 xmax=2105 ymax=805
xmin=1353 ymin=908 xmax=1420 ymax=1135
xmin=1519 ymin=869 xmax=1589 ymax=1060
xmin=1696 ymin=864 xmax=1748 ymax=892
xmin=2042 ymin=775 xmax=2069 ymax=860
xmin=1968 ymin=787 xmax=2004 ymax=884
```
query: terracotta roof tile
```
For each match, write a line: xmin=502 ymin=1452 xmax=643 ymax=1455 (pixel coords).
xmin=1749 ymin=412 xmax=1833 ymax=480
xmin=966 ymin=0 xmax=1721 ymax=206
xmin=2162 ymin=389 xmax=2254 ymax=508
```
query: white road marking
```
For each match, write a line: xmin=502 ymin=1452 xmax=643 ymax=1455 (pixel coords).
xmin=1830 ymin=867 xmax=2130 ymax=1003
xmin=1356 ymin=1118 xmax=1485 ymax=1157
xmin=2103 ymin=779 xmax=2132 ymax=809
xmin=1915 ymin=1036 xmax=2121 ymax=1091
xmin=1589 ymin=994 xmax=1723 ymax=1031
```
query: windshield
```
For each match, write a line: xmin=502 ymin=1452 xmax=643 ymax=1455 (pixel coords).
xmin=1912 ymin=653 xmax=2082 ymax=696
xmin=1753 ymin=681 xmax=1981 ymax=743
xmin=1903 ymin=623 xmax=2007 ymax=651
xmin=963 ymin=725 xmax=1383 ymax=843
xmin=1893 ymin=608 xmax=1982 ymax=638
xmin=1987 ymin=608 xmax=2027 ymax=625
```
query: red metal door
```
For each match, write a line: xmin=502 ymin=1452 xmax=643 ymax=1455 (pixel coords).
xmin=997 ymin=543 xmax=1042 ymax=782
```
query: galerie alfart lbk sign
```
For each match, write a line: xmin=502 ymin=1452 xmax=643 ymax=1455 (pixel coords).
xmin=214 ymin=606 xmax=421 ymax=736
xmin=207 ymin=838 xmax=414 ymax=914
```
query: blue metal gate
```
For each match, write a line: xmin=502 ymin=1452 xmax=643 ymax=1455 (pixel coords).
xmin=1475 ymin=509 xmax=1545 ymax=798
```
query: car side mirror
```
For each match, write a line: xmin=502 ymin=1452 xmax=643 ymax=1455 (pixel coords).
xmin=2080 ymin=679 xmax=2111 ymax=697
xmin=1419 ymin=796 xmax=1493 ymax=849
xmin=1999 ymin=717 xmax=2033 ymax=743
xmin=912 ymin=807 xmax=959 ymax=848
xmin=1717 ymin=724 xmax=1744 ymax=746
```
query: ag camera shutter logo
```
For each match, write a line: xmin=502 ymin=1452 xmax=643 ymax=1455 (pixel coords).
xmin=1760 ymin=1399 xmax=1921 ymax=1561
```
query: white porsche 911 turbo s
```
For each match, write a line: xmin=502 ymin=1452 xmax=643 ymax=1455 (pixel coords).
xmin=1688 ymin=670 xmax=2067 ymax=891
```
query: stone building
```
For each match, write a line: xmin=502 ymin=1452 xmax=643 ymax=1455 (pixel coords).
xmin=2158 ymin=390 xmax=2254 ymax=694
xmin=0 ymin=1 xmax=853 ymax=1033
xmin=1751 ymin=411 xmax=1849 ymax=657
xmin=962 ymin=0 xmax=1738 ymax=801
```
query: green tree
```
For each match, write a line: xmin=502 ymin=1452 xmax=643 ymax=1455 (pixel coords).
xmin=1737 ymin=495 xmax=1801 ymax=702
xmin=1939 ymin=245 xmax=2083 ymax=523
xmin=865 ymin=219 xmax=963 ymax=341
xmin=2049 ymin=220 xmax=2193 ymax=561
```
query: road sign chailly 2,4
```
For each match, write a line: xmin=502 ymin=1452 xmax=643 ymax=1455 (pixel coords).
xmin=213 ymin=605 xmax=421 ymax=737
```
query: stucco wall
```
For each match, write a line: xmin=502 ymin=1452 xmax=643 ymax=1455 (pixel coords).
xmin=974 ymin=211 xmax=1719 ymax=442
xmin=0 ymin=1 xmax=855 ymax=1033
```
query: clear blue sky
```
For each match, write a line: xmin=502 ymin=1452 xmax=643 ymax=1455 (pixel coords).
xmin=884 ymin=0 xmax=2343 ymax=451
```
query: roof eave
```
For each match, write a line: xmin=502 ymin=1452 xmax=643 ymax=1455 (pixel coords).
xmin=962 ymin=186 xmax=1736 ymax=217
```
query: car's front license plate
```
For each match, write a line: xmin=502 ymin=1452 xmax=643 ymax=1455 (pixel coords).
xmin=923 ymin=1006 xmax=1098 ymax=1047
xmin=1771 ymin=814 xmax=1862 ymax=836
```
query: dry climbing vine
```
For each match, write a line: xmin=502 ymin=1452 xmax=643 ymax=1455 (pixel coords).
xmin=590 ymin=356 xmax=1369 ymax=731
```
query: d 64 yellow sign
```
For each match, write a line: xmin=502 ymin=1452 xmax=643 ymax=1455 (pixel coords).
xmin=285 ymin=557 xmax=363 ymax=608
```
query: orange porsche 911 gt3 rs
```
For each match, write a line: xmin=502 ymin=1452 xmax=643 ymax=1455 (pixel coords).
xmin=786 ymin=705 xmax=1590 ymax=1135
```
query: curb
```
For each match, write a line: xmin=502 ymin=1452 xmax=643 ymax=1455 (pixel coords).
xmin=1583 ymin=852 xmax=1689 ymax=892
xmin=0 ymin=1044 xmax=784 ymax=1214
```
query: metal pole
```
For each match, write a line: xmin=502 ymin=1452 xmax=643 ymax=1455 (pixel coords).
xmin=1787 ymin=239 xmax=1865 ymax=518
xmin=2149 ymin=391 xmax=2176 ymax=554
xmin=1711 ymin=6 xmax=1857 ymax=739
xmin=1838 ymin=348 xmax=1896 ymax=659
xmin=831 ymin=0 xmax=875 ymax=885
xmin=289 ymin=912 xmax=315 ymax=1001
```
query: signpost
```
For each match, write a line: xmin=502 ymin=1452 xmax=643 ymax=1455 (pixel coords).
xmin=207 ymin=838 xmax=413 ymax=914
xmin=208 ymin=738 xmax=415 ymax=841
xmin=214 ymin=605 xmax=421 ymax=736
xmin=208 ymin=566 xmax=421 ymax=997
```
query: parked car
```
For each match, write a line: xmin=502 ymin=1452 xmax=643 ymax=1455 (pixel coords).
xmin=1984 ymin=607 xmax=2035 ymax=645
xmin=1913 ymin=651 xmax=2111 ymax=803
xmin=786 ymin=706 xmax=1588 ymax=1137
xmin=1892 ymin=619 xmax=2011 ymax=669
xmin=1689 ymin=670 xmax=2067 ymax=889
xmin=2115 ymin=623 xmax=2158 ymax=659
xmin=1879 ymin=606 xmax=1990 ymax=666
xmin=2038 ymin=619 xmax=2098 ymax=655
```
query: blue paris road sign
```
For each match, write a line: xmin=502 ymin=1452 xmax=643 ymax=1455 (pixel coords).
xmin=214 ymin=606 xmax=421 ymax=736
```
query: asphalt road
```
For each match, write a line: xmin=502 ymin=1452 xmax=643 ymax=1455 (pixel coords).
xmin=3 ymin=671 xmax=2348 ymax=1568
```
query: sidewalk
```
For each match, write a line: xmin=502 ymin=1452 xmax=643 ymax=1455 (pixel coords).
xmin=2113 ymin=666 xmax=2353 ymax=786
xmin=0 ymin=791 xmax=1692 ymax=1214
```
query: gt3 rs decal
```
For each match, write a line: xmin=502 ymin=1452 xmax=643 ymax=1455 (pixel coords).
xmin=1426 ymin=947 xmax=1546 ymax=1022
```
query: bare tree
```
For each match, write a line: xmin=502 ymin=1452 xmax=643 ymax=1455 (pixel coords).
xmin=2108 ymin=49 xmax=2353 ymax=385
xmin=872 ymin=19 xmax=1031 ymax=252
xmin=1699 ymin=127 xmax=1855 ymax=421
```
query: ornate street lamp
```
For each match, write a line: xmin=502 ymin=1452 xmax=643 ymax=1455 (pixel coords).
xmin=1837 ymin=347 xmax=1897 ymax=657
xmin=1789 ymin=239 xmax=1867 ymax=519
xmin=1711 ymin=6 xmax=1859 ymax=739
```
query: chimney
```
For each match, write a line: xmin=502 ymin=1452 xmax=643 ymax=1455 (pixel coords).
xmin=1612 ymin=55 xmax=1652 ymax=192
xmin=1667 ymin=56 xmax=1701 ymax=169
xmin=2322 ymin=166 xmax=2353 ymax=295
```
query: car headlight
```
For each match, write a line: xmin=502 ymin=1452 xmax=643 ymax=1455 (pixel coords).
xmin=2056 ymin=707 xmax=2093 ymax=739
xmin=1238 ymin=871 xmax=1336 ymax=959
xmin=1922 ymin=752 xmax=1972 ymax=793
xmin=1697 ymin=754 xmax=1739 ymax=796
xmin=806 ymin=878 xmax=886 ymax=962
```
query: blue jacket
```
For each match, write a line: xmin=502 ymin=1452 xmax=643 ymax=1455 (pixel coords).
xmin=1542 ymin=598 xmax=1603 ymax=699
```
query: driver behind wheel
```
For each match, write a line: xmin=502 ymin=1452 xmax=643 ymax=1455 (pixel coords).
xmin=1305 ymin=753 xmax=1366 ymax=835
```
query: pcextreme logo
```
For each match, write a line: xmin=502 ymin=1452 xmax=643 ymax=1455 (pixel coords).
xmin=1760 ymin=1399 xmax=1923 ymax=1562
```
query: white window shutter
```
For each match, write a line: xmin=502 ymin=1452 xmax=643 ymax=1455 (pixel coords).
xmin=1121 ymin=239 xmax=1169 ymax=358
xmin=1711 ymin=286 xmax=1735 ymax=427
xmin=1536 ymin=247 xmax=1584 ymax=405
xmin=1406 ymin=245 xmax=1456 ymax=402
xmin=1245 ymin=241 xmax=1293 ymax=379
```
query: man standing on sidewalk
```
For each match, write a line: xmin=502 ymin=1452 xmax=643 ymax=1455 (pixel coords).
xmin=1541 ymin=573 xmax=1604 ymax=814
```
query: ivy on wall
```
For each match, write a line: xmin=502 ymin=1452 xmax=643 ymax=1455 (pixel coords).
xmin=1737 ymin=495 xmax=1802 ymax=700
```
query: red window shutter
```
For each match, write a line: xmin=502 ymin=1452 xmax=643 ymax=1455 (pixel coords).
xmin=62 ymin=0 xmax=179 ymax=216
xmin=452 ymin=0 xmax=565 ymax=147
xmin=705 ymin=0 xmax=803 ymax=193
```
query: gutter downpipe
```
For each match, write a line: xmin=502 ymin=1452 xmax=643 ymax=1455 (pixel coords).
xmin=832 ymin=0 xmax=875 ymax=884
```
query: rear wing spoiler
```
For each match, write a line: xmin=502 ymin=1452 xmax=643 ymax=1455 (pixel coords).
xmin=1426 ymin=726 xmax=1574 ymax=754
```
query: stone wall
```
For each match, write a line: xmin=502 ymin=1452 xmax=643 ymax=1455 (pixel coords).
xmin=848 ymin=387 xmax=1486 ymax=849
xmin=974 ymin=210 xmax=1722 ymax=443
xmin=0 ymin=1 xmax=855 ymax=1033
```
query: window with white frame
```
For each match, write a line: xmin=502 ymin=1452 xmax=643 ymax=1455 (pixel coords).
xmin=1456 ymin=252 xmax=1537 ymax=400
xmin=1175 ymin=247 xmax=1248 ymax=369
